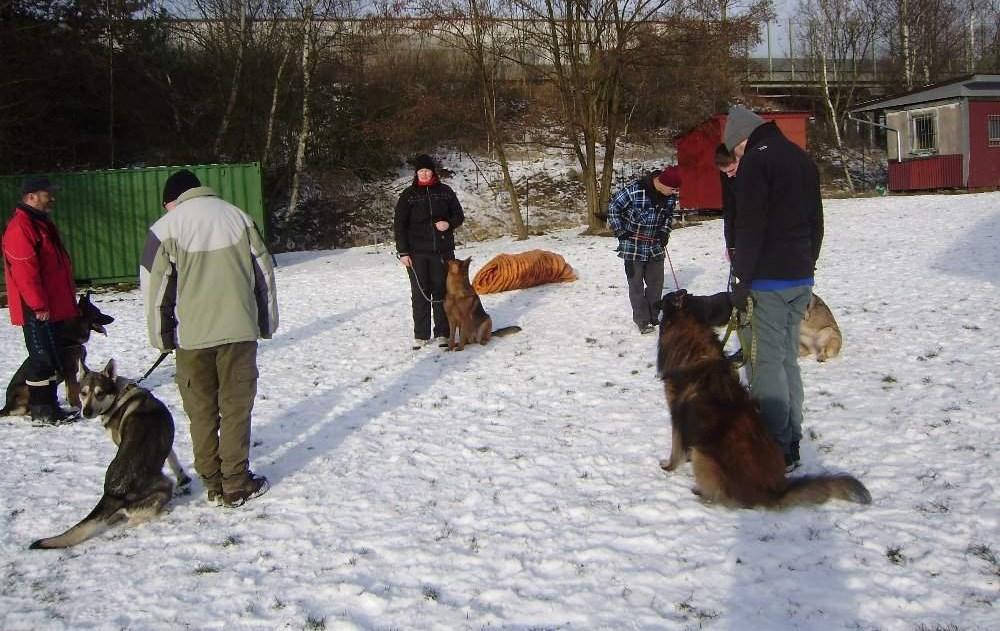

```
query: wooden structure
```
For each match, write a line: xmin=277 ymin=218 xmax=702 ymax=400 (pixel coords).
xmin=852 ymin=74 xmax=1000 ymax=191
xmin=675 ymin=112 xmax=812 ymax=210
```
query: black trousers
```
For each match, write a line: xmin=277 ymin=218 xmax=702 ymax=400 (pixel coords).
xmin=407 ymin=253 xmax=449 ymax=340
xmin=20 ymin=308 xmax=63 ymax=384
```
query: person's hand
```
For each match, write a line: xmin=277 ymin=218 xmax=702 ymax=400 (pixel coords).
xmin=434 ymin=220 xmax=450 ymax=232
xmin=730 ymin=280 xmax=750 ymax=314
xmin=398 ymin=255 xmax=412 ymax=268
xmin=34 ymin=310 xmax=50 ymax=321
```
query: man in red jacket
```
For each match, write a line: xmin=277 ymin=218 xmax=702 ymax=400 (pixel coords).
xmin=2 ymin=176 xmax=79 ymax=423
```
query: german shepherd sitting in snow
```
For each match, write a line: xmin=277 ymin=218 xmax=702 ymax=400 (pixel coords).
xmin=1 ymin=292 xmax=115 ymax=416
xmin=444 ymin=257 xmax=521 ymax=351
xmin=655 ymin=290 xmax=870 ymax=509
xmin=30 ymin=359 xmax=191 ymax=549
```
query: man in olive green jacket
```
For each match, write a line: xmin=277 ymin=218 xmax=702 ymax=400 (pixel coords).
xmin=141 ymin=169 xmax=278 ymax=507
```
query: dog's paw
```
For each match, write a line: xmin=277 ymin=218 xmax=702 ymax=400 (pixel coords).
xmin=659 ymin=458 xmax=677 ymax=472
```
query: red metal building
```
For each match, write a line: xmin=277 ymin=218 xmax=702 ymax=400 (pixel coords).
xmin=675 ymin=111 xmax=812 ymax=210
xmin=852 ymin=74 xmax=1000 ymax=191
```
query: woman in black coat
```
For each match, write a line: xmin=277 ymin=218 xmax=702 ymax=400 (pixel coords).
xmin=393 ymin=154 xmax=465 ymax=349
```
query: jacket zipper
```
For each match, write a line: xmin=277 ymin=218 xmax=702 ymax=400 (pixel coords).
xmin=426 ymin=186 xmax=437 ymax=253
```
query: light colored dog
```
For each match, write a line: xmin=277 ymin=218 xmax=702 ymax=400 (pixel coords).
xmin=30 ymin=359 xmax=190 ymax=549
xmin=800 ymin=293 xmax=842 ymax=362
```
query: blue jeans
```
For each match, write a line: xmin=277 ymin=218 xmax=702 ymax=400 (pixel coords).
xmin=745 ymin=286 xmax=811 ymax=454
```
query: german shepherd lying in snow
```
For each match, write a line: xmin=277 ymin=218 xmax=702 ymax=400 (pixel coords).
xmin=30 ymin=359 xmax=191 ymax=549
xmin=1 ymin=292 xmax=115 ymax=416
xmin=444 ymin=257 xmax=521 ymax=351
xmin=655 ymin=290 xmax=870 ymax=509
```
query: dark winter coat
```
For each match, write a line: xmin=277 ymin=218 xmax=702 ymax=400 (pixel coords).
xmin=732 ymin=122 xmax=824 ymax=287
xmin=2 ymin=204 xmax=78 ymax=325
xmin=393 ymin=181 xmax=465 ymax=258
xmin=721 ymin=172 xmax=739 ymax=253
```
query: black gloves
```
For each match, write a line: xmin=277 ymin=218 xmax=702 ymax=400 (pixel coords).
xmin=730 ymin=278 xmax=750 ymax=313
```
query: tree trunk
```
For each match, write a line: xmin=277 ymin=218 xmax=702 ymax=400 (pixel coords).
xmin=819 ymin=51 xmax=854 ymax=192
xmin=496 ymin=143 xmax=527 ymax=240
xmin=900 ymin=0 xmax=914 ymax=89
xmin=213 ymin=6 xmax=247 ymax=158
xmin=288 ymin=10 xmax=314 ymax=216
xmin=262 ymin=48 xmax=291 ymax=167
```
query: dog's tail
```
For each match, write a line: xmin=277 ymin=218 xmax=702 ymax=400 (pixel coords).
xmin=29 ymin=495 xmax=126 ymax=550
xmin=491 ymin=326 xmax=522 ymax=337
xmin=775 ymin=474 xmax=871 ymax=509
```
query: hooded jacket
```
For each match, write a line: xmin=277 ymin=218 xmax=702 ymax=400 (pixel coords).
xmin=732 ymin=122 xmax=824 ymax=287
xmin=140 ymin=186 xmax=278 ymax=351
xmin=2 ymin=204 xmax=78 ymax=325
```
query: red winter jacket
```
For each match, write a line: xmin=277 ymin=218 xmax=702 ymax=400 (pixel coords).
xmin=2 ymin=204 xmax=78 ymax=325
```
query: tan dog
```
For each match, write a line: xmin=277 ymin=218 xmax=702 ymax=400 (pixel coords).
xmin=656 ymin=290 xmax=870 ymax=509
xmin=444 ymin=257 xmax=521 ymax=351
xmin=799 ymin=293 xmax=842 ymax=362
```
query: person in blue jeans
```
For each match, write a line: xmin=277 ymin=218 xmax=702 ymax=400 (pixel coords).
xmin=723 ymin=105 xmax=824 ymax=471
xmin=607 ymin=166 xmax=680 ymax=334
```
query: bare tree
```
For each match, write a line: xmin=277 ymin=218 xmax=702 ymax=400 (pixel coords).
xmin=184 ymin=0 xmax=271 ymax=158
xmin=878 ymin=0 xmax=993 ymax=87
xmin=420 ymin=0 xmax=528 ymax=239
xmin=509 ymin=0 xmax=675 ymax=232
xmin=287 ymin=0 xmax=355 ymax=215
xmin=798 ymin=0 xmax=879 ymax=190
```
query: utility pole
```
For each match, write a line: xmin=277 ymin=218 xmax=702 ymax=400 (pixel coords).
xmin=789 ymin=18 xmax=794 ymax=81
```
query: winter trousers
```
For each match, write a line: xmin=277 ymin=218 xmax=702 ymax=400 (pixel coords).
xmin=175 ymin=341 xmax=258 ymax=488
xmin=623 ymin=257 xmax=665 ymax=328
xmin=744 ymin=286 xmax=812 ymax=455
xmin=407 ymin=253 xmax=449 ymax=340
xmin=20 ymin=308 xmax=63 ymax=385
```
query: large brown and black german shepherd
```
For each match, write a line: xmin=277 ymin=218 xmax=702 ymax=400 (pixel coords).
xmin=655 ymin=289 xmax=870 ymax=509
xmin=1 ymin=292 xmax=115 ymax=415
xmin=444 ymin=257 xmax=521 ymax=351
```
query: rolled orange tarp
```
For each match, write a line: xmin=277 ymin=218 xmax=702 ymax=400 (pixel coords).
xmin=472 ymin=249 xmax=577 ymax=295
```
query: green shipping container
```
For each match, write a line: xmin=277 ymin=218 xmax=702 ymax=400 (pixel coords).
xmin=1 ymin=163 xmax=264 ymax=287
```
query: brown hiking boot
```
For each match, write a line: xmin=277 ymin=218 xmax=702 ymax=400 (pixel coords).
xmin=222 ymin=472 xmax=269 ymax=507
xmin=202 ymin=473 xmax=224 ymax=505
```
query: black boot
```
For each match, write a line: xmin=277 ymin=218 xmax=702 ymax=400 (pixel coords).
xmin=28 ymin=383 xmax=79 ymax=424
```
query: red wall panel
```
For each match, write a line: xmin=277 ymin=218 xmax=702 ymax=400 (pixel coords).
xmin=888 ymin=154 xmax=964 ymax=191
xmin=968 ymin=101 xmax=1000 ymax=188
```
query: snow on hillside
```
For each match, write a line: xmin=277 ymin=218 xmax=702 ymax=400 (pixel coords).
xmin=0 ymin=192 xmax=997 ymax=630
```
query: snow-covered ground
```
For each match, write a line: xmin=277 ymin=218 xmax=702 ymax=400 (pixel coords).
xmin=1 ymin=192 xmax=998 ymax=630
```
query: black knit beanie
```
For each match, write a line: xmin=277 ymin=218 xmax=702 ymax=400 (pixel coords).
xmin=412 ymin=154 xmax=437 ymax=174
xmin=162 ymin=169 xmax=202 ymax=205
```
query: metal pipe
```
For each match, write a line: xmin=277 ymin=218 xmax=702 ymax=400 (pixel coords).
xmin=849 ymin=113 xmax=901 ymax=161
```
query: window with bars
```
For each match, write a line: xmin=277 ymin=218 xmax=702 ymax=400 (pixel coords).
xmin=910 ymin=112 xmax=937 ymax=154
xmin=989 ymin=115 xmax=1000 ymax=147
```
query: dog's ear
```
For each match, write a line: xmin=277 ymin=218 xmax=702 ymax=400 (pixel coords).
xmin=101 ymin=358 xmax=116 ymax=379
xmin=77 ymin=358 xmax=89 ymax=382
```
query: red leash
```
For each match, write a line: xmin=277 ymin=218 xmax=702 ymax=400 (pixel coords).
xmin=665 ymin=246 xmax=680 ymax=290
